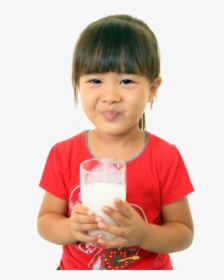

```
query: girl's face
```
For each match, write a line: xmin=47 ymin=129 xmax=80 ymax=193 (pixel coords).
xmin=79 ymin=72 xmax=161 ymax=136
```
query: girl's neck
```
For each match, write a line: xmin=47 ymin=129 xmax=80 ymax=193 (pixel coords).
xmin=86 ymin=127 xmax=148 ymax=162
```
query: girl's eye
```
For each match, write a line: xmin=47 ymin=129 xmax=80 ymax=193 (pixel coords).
xmin=89 ymin=79 xmax=101 ymax=84
xmin=121 ymin=79 xmax=133 ymax=84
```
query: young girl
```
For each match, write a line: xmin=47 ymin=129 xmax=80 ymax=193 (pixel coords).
xmin=37 ymin=14 xmax=194 ymax=270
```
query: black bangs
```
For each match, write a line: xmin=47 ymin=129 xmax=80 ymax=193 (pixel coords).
xmin=74 ymin=19 xmax=152 ymax=78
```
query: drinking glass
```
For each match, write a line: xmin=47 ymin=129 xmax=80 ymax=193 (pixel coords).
xmin=80 ymin=157 xmax=126 ymax=246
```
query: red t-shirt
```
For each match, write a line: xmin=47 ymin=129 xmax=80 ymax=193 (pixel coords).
xmin=39 ymin=131 xmax=194 ymax=270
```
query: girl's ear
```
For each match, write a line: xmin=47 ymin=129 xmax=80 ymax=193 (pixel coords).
xmin=148 ymin=77 xmax=162 ymax=102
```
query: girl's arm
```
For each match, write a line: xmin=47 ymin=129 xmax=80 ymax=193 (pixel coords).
xmin=37 ymin=192 xmax=99 ymax=245
xmin=139 ymin=196 xmax=194 ymax=253
xmin=96 ymin=196 xmax=194 ymax=253
xmin=37 ymin=192 xmax=77 ymax=245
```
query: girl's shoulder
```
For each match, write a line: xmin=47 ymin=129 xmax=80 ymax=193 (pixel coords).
xmin=147 ymin=132 xmax=175 ymax=150
xmin=146 ymin=131 xmax=181 ymax=162
xmin=48 ymin=131 xmax=88 ymax=160
xmin=53 ymin=131 xmax=86 ymax=149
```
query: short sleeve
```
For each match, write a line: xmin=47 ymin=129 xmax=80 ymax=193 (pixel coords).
xmin=159 ymin=145 xmax=194 ymax=205
xmin=39 ymin=144 xmax=68 ymax=200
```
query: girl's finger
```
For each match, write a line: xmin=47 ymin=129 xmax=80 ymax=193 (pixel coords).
xmin=72 ymin=222 xmax=100 ymax=232
xmin=102 ymin=202 xmax=131 ymax=227
xmin=113 ymin=198 xmax=133 ymax=218
xmin=75 ymin=231 xmax=99 ymax=244
xmin=71 ymin=214 xmax=101 ymax=224
xmin=97 ymin=236 xmax=126 ymax=248
xmin=97 ymin=221 xmax=127 ymax=239
xmin=101 ymin=206 xmax=128 ymax=227
xmin=73 ymin=203 xmax=94 ymax=216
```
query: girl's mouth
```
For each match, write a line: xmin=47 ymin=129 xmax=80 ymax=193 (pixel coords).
xmin=101 ymin=111 xmax=119 ymax=120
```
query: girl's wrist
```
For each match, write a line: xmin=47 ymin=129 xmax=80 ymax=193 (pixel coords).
xmin=137 ymin=222 xmax=154 ymax=250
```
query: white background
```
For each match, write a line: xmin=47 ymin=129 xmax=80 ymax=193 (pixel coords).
xmin=1 ymin=0 xmax=223 ymax=279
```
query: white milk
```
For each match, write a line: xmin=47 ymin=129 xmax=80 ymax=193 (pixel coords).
xmin=81 ymin=182 xmax=126 ymax=240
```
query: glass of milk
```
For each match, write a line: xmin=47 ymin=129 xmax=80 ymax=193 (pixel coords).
xmin=80 ymin=157 xmax=126 ymax=246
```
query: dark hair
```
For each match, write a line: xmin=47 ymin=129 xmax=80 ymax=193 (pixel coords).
xmin=71 ymin=14 xmax=161 ymax=130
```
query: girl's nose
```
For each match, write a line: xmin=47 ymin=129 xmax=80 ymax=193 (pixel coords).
xmin=100 ymin=86 xmax=121 ymax=104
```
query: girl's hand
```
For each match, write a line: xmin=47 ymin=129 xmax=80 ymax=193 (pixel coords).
xmin=70 ymin=203 xmax=101 ymax=243
xmin=96 ymin=198 xmax=147 ymax=248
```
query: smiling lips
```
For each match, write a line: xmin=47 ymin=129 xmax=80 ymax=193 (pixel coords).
xmin=102 ymin=111 xmax=119 ymax=120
